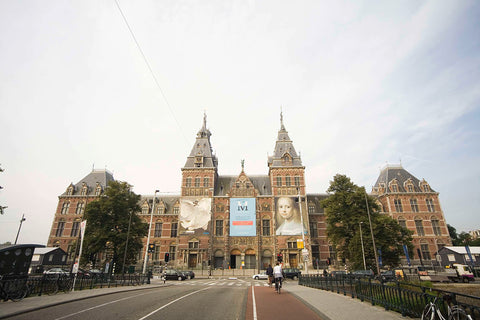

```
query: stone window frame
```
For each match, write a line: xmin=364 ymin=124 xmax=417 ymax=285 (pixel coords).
xmin=415 ymin=217 xmax=425 ymax=236
xmin=398 ymin=216 xmax=407 ymax=229
xmin=215 ymin=219 xmax=223 ymax=236
xmin=154 ymin=221 xmax=163 ymax=237
xmin=56 ymin=220 xmax=65 ymax=237
xmin=410 ymin=199 xmax=419 ymax=213
xmin=61 ymin=201 xmax=70 ymax=215
xmin=431 ymin=217 xmax=441 ymax=236
xmin=262 ymin=217 xmax=270 ymax=236
xmin=393 ymin=198 xmax=403 ymax=212
xmin=76 ymin=201 xmax=85 ymax=215
xmin=426 ymin=198 xmax=435 ymax=212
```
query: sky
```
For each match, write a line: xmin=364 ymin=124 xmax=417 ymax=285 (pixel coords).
xmin=1 ymin=0 xmax=479 ymax=245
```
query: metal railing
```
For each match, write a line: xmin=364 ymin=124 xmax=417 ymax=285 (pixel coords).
xmin=299 ymin=274 xmax=480 ymax=319
xmin=0 ymin=273 xmax=148 ymax=301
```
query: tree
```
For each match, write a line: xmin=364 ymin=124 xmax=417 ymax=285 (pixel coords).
xmin=321 ymin=174 xmax=413 ymax=272
xmin=83 ymin=181 xmax=147 ymax=273
xmin=448 ymin=224 xmax=459 ymax=244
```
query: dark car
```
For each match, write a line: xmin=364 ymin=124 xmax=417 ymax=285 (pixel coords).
xmin=380 ymin=270 xmax=397 ymax=282
xmin=283 ymin=268 xmax=301 ymax=280
xmin=330 ymin=270 xmax=347 ymax=278
xmin=164 ymin=269 xmax=186 ymax=281
xmin=351 ymin=269 xmax=375 ymax=279
xmin=183 ymin=270 xmax=195 ymax=279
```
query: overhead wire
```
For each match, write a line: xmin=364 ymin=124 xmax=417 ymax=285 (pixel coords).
xmin=113 ymin=0 xmax=189 ymax=146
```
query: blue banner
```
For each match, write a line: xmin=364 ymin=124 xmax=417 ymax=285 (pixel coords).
xmin=403 ymin=245 xmax=411 ymax=266
xmin=465 ymin=245 xmax=474 ymax=266
xmin=230 ymin=198 xmax=256 ymax=236
xmin=378 ymin=248 xmax=383 ymax=267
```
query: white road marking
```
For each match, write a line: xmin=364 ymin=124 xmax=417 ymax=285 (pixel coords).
xmin=54 ymin=291 xmax=152 ymax=320
xmin=251 ymin=286 xmax=257 ymax=320
xmin=138 ymin=287 xmax=211 ymax=320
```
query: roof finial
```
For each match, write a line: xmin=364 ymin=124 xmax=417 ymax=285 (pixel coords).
xmin=241 ymin=159 xmax=245 ymax=171
xmin=280 ymin=107 xmax=285 ymax=130
xmin=203 ymin=111 xmax=207 ymax=129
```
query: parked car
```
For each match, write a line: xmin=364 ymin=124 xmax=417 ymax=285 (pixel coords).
xmin=74 ymin=268 xmax=91 ymax=278
xmin=183 ymin=270 xmax=195 ymax=279
xmin=164 ymin=269 xmax=186 ymax=281
xmin=252 ymin=271 xmax=269 ymax=280
xmin=330 ymin=270 xmax=347 ymax=278
xmin=283 ymin=268 xmax=301 ymax=280
xmin=44 ymin=268 xmax=68 ymax=275
xmin=351 ymin=269 xmax=375 ymax=279
xmin=380 ymin=270 xmax=397 ymax=282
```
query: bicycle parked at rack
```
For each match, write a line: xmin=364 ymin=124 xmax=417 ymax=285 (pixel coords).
xmin=421 ymin=294 xmax=472 ymax=320
xmin=0 ymin=275 xmax=29 ymax=302
xmin=45 ymin=274 xmax=73 ymax=295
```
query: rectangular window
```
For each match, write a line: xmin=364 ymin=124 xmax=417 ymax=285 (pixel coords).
xmin=410 ymin=199 xmax=419 ymax=212
xmin=308 ymin=205 xmax=315 ymax=214
xmin=61 ymin=202 xmax=70 ymax=214
xmin=415 ymin=220 xmax=425 ymax=236
xmin=309 ymin=222 xmax=318 ymax=238
xmin=394 ymin=199 xmax=403 ymax=212
xmin=153 ymin=245 xmax=160 ymax=261
xmin=204 ymin=177 xmax=209 ymax=188
xmin=154 ymin=222 xmax=163 ymax=237
xmin=215 ymin=220 xmax=223 ymax=236
xmin=398 ymin=219 xmax=407 ymax=229
xmin=285 ymin=176 xmax=291 ymax=187
xmin=294 ymin=176 xmax=300 ymax=186
xmin=56 ymin=221 xmax=65 ymax=237
xmin=426 ymin=199 xmax=435 ymax=212
xmin=173 ymin=207 xmax=179 ymax=214
xmin=171 ymin=223 xmax=178 ymax=237
xmin=75 ymin=202 xmax=84 ymax=215
xmin=262 ymin=219 xmax=270 ymax=236
xmin=420 ymin=244 xmax=431 ymax=260
xmin=188 ymin=242 xmax=199 ymax=249
xmin=432 ymin=220 xmax=441 ymax=236
xmin=71 ymin=221 xmax=80 ymax=237
xmin=287 ymin=241 xmax=298 ymax=249
xmin=195 ymin=177 xmax=200 ymax=187
xmin=392 ymin=185 xmax=398 ymax=192
xmin=276 ymin=176 xmax=282 ymax=187
xmin=186 ymin=178 xmax=192 ymax=187
xmin=169 ymin=245 xmax=176 ymax=261
xmin=407 ymin=185 xmax=413 ymax=192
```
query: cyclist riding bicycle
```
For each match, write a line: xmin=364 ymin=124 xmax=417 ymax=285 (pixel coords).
xmin=273 ymin=262 xmax=283 ymax=293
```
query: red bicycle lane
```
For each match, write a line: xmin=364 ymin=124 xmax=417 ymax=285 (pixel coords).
xmin=246 ymin=285 xmax=324 ymax=320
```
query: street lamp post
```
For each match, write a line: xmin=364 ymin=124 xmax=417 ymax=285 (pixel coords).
xmin=365 ymin=190 xmax=380 ymax=275
xmin=297 ymin=188 xmax=308 ymax=274
xmin=359 ymin=222 xmax=366 ymax=270
xmin=143 ymin=190 xmax=159 ymax=274
xmin=122 ymin=209 xmax=133 ymax=274
xmin=14 ymin=214 xmax=26 ymax=244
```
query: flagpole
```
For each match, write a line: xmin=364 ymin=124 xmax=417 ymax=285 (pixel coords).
xmin=72 ymin=220 xmax=87 ymax=291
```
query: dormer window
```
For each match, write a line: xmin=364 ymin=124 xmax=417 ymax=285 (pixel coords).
xmin=141 ymin=203 xmax=149 ymax=215
xmin=157 ymin=201 xmax=166 ymax=214
xmin=81 ymin=183 xmax=88 ymax=196
xmin=423 ymin=185 xmax=430 ymax=192
xmin=95 ymin=183 xmax=102 ymax=196
xmin=67 ymin=185 xmax=74 ymax=195
xmin=195 ymin=156 xmax=203 ymax=167
xmin=282 ymin=153 xmax=292 ymax=165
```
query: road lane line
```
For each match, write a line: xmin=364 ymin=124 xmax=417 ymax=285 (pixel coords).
xmin=54 ymin=292 xmax=152 ymax=320
xmin=138 ymin=287 xmax=211 ymax=320
xmin=251 ymin=286 xmax=257 ymax=320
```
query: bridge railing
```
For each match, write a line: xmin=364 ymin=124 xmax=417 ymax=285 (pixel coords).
xmin=299 ymin=274 xmax=480 ymax=318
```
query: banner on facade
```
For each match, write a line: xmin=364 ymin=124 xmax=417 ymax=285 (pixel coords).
xmin=179 ymin=198 xmax=211 ymax=234
xmin=403 ymin=245 xmax=411 ymax=266
xmin=230 ymin=198 xmax=256 ymax=236
xmin=275 ymin=197 xmax=307 ymax=236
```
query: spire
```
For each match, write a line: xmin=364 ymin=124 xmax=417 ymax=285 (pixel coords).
xmin=268 ymin=112 xmax=303 ymax=167
xmin=184 ymin=114 xmax=218 ymax=169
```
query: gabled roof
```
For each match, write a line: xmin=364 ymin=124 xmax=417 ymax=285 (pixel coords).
xmin=373 ymin=164 xmax=435 ymax=193
xmin=140 ymin=194 xmax=181 ymax=214
xmin=61 ymin=169 xmax=115 ymax=196
xmin=33 ymin=247 xmax=66 ymax=255
xmin=215 ymin=174 xmax=272 ymax=196
xmin=439 ymin=246 xmax=480 ymax=255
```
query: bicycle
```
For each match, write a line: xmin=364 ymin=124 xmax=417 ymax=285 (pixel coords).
xmin=274 ymin=277 xmax=282 ymax=294
xmin=46 ymin=274 xmax=73 ymax=295
xmin=0 ymin=276 xmax=29 ymax=302
xmin=421 ymin=294 xmax=472 ymax=320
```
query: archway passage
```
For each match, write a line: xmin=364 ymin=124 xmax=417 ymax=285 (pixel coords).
xmin=230 ymin=249 xmax=241 ymax=269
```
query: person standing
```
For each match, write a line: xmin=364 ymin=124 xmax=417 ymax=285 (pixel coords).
xmin=273 ymin=262 xmax=283 ymax=293
xmin=266 ymin=264 xmax=274 ymax=287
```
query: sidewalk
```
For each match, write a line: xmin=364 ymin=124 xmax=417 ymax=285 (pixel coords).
xmin=0 ymin=279 xmax=411 ymax=319
xmin=284 ymin=282 xmax=409 ymax=320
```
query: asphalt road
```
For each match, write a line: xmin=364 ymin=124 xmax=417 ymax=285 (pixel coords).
xmin=5 ymin=279 xmax=322 ymax=320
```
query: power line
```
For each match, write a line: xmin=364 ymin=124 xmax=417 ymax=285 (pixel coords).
xmin=114 ymin=0 xmax=189 ymax=146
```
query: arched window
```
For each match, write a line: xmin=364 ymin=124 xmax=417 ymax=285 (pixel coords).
xmin=431 ymin=218 xmax=441 ymax=236
xmin=415 ymin=217 xmax=424 ymax=236
xmin=61 ymin=201 xmax=70 ymax=214
xmin=76 ymin=201 xmax=85 ymax=215
xmin=398 ymin=216 xmax=407 ymax=229
xmin=420 ymin=241 xmax=431 ymax=260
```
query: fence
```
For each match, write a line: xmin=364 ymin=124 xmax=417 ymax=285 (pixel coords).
xmin=1 ymin=273 xmax=148 ymax=301
xmin=299 ymin=274 xmax=480 ymax=319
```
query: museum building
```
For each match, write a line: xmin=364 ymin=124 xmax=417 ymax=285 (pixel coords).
xmin=47 ymin=114 xmax=451 ymax=271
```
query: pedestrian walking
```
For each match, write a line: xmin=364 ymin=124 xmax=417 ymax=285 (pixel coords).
xmin=266 ymin=264 xmax=274 ymax=287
